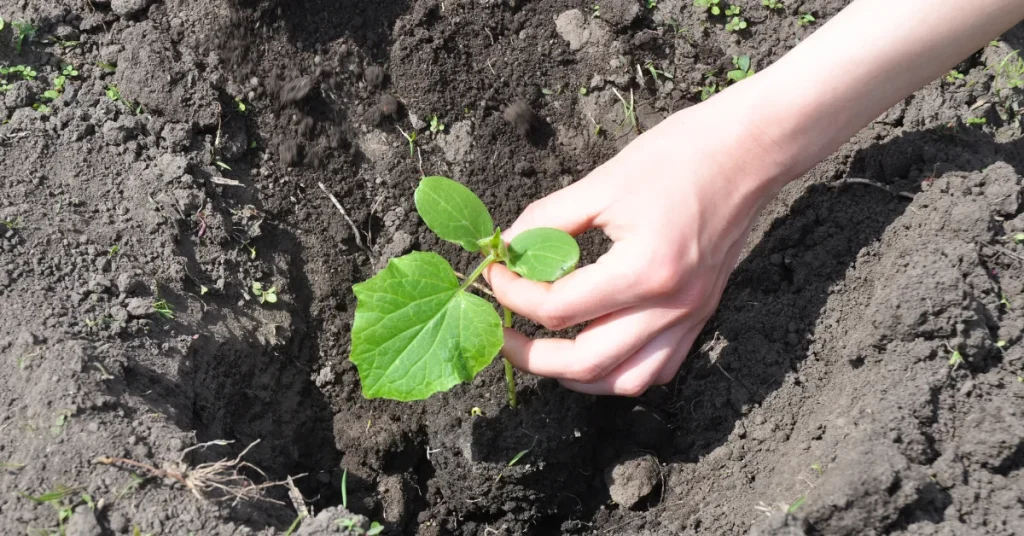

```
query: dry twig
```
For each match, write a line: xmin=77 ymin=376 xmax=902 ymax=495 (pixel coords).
xmin=830 ymin=177 xmax=915 ymax=200
xmin=319 ymin=182 xmax=372 ymax=258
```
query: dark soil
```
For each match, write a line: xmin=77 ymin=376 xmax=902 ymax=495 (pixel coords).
xmin=1 ymin=0 xmax=1023 ymax=534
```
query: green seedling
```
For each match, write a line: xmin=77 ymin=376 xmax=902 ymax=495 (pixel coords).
xmin=540 ymin=87 xmax=556 ymax=95
xmin=787 ymin=495 xmax=806 ymax=513
xmin=725 ymin=14 xmax=748 ymax=32
xmin=397 ymin=126 xmax=417 ymax=158
xmin=429 ymin=113 xmax=445 ymax=133
xmin=341 ymin=469 xmax=348 ymax=508
xmin=646 ymin=0 xmax=657 ymax=8
xmin=762 ymin=0 xmax=784 ymax=10
xmin=1014 ymin=233 xmax=1024 ymax=244
xmin=2 ymin=461 xmax=26 ymax=471
xmin=12 ymin=21 xmax=38 ymax=53
xmin=106 ymin=85 xmax=121 ymax=101
xmin=995 ymin=50 xmax=1024 ymax=90
xmin=368 ymin=522 xmax=384 ymax=535
xmin=51 ymin=410 xmax=71 ymax=436
xmin=508 ymin=449 xmax=530 ymax=467
xmin=97 ymin=61 xmax=117 ymax=73
xmin=350 ymin=176 xmax=580 ymax=404
xmin=284 ymin=515 xmax=306 ymax=536
xmin=966 ymin=117 xmax=987 ymax=125
xmin=694 ymin=0 xmax=722 ymax=16
xmin=81 ymin=493 xmax=95 ymax=510
xmin=946 ymin=343 xmax=964 ymax=369
xmin=152 ymin=299 xmax=174 ymax=320
xmin=2 ymin=216 xmax=24 ymax=229
xmin=470 ymin=406 xmax=484 ymax=417
xmin=724 ymin=5 xmax=740 ymax=16
xmin=251 ymin=282 xmax=278 ymax=304
xmin=1001 ymin=293 xmax=1012 ymax=309
xmin=945 ymin=70 xmax=965 ymax=83
xmin=811 ymin=462 xmax=824 ymax=474
xmin=644 ymin=61 xmax=674 ymax=83
xmin=109 ymin=245 xmax=121 ymax=257
xmin=612 ymin=87 xmax=638 ymax=134
xmin=235 ymin=98 xmax=247 ymax=113
xmin=797 ymin=12 xmax=816 ymax=26
xmin=727 ymin=55 xmax=756 ymax=82
xmin=578 ymin=86 xmax=588 ymax=95
xmin=591 ymin=4 xmax=601 ymax=18
xmin=19 ymin=485 xmax=81 ymax=535
xmin=0 ymin=16 xmax=4 ymax=31
xmin=215 ymin=160 xmax=232 ymax=171
xmin=1 ymin=65 xmax=38 ymax=80
xmin=48 ymin=37 xmax=80 ymax=49
xmin=32 ymin=103 xmax=51 ymax=114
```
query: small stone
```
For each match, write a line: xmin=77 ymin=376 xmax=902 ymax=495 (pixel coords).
xmin=604 ymin=454 xmax=660 ymax=509
xmin=111 ymin=0 xmax=153 ymax=16
xmin=554 ymin=10 xmax=591 ymax=51
xmin=126 ymin=297 xmax=153 ymax=318
xmin=65 ymin=505 xmax=102 ymax=536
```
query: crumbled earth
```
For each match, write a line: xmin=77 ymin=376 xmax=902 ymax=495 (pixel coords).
xmin=0 ymin=1 xmax=1023 ymax=535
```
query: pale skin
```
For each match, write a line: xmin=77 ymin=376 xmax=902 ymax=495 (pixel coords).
xmin=486 ymin=0 xmax=1024 ymax=396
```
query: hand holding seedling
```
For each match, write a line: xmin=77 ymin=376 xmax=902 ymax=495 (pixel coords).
xmin=487 ymin=0 xmax=1024 ymax=396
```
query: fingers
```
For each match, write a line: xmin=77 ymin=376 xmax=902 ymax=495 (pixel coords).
xmin=652 ymin=329 xmax=700 ymax=386
xmin=560 ymin=324 xmax=691 ymax=396
xmin=487 ymin=241 xmax=665 ymax=330
xmin=501 ymin=305 xmax=681 ymax=383
xmin=503 ymin=175 xmax=610 ymax=240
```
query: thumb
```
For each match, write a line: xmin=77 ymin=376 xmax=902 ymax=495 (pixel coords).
xmin=504 ymin=173 xmax=609 ymax=241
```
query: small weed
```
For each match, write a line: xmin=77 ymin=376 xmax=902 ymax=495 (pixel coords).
xmin=508 ymin=449 xmax=530 ymax=467
xmin=214 ymin=160 xmax=232 ymax=171
xmin=612 ymin=87 xmax=638 ymax=134
xmin=762 ymin=0 xmax=783 ymax=10
xmin=251 ymin=282 xmax=278 ymax=304
xmin=429 ymin=113 xmax=445 ymax=133
xmin=591 ymin=4 xmax=601 ymax=18
xmin=1001 ymin=293 xmax=1012 ymax=310
xmin=2 ymin=461 xmax=27 ymax=471
xmin=1014 ymin=233 xmax=1024 ymax=244
xmin=341 ymin=469 xmax=348 ymax=508
xmin=32 ymin=103 xmax=51 ymax=114
xmin=797 ymin=12 xmax=816 ymax=26
xmin=50 ymin=410 xmax=72 ymax=436
xmin=368 ymin=522 xmax=384 ymax=535
xmin=152 ymin=299 xmax=174 ymax=320
xmin=1 ymin=65 xmax=38 ymax=80
xmin=699 ymin=80 xmax=718 ymax=101
xmin=694 ymin=0 xmax=722 ymax=16
xmin=109 ymin=244 xmax=121 ymax=257
xmin=947 ymin=344 xmax=964 ymax=369
xmin=235 ymin=98 xmax=247 ymax=113
xmin=106 ymin=84 xmax=121 ymax=101
xmin=643 ymin=61 xmax=674 ymax=83
xmin=945 ymin=70 xmax=965 ymax=83
xmin=811 ymin=462 xmax=825 ymax=474
xmin=283 ymin=515 xmax=306 ymax=536
xmin=12 ymin=21 xmax=38 ymax=53
xmin=97 ymin=61 xmax=117 ymax=73
xmin=727 ymin=55 xmax=756 ymax=82
xmin=2 ymin=215 xmax=24 ymax=229
xmin=540 ymin=87 xmax=556 ymax=95
xmin=646 ymin=0 xmax=657 ymax=8
xmin=19 ymin=485 xmax=82 ymax=535
xmin=966 ymin=117 xmax=987 ymax=126
xmin=787 ymin=495 xmax=806 ymax=513
xmin=470 ymin=406 xmax=484 ymax=417
xmin=397 ymin=126 xmax=417 ymax=158
xmin=49 ymin=37 xmax=80 ymax=49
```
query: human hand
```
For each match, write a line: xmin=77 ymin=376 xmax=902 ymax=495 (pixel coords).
xmin=485 ymin=93 xmax=789 ymax=396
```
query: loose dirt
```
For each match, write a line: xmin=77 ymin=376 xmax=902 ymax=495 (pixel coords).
xmin=1 ymin=1 xmax=1022 ymax=535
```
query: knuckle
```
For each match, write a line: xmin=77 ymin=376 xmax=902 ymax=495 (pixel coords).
xmin=567 ymin=361 xmax=606 ymax=384
xmin=537 ymin=302 xmax=572 ymax=331
xmin=643 ymin=263 xmax=682 ymax=297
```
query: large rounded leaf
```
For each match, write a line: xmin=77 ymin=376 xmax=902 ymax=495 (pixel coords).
xmin=507 ymin=228 xmax=580 ymax=282
xmin=414 ymin=176 xmax=494 ymax=251
xmin=350 ymin=251 xmax=504 ymax=401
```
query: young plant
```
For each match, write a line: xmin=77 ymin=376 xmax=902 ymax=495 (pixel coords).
xmin=106 ymin=84 xmax=122 ymax=102
xmin=966 ymin=116 xmax=987 ymax=126
xmin=945 ymin=70 xmax=965 ymax=83
xmin=12 ymin=21 xmax=37 ymax=53
xmin=1 ymin=65 xmax=38 ymax=80
xmin=727 ymin=55 xmax=756 ymax=82
xmin=644 ymin=61 xmax=674 ymax=83
xmin=725 ymin=14 xmax=748 ymax=32
xmin=350 ymin=176 xmax=580 ymax=404
xmin=762 ymin=0 xmax=783 ymax=10
xmin=152 ymin=299 xmax=174 ymax=320
xmin=646 ymin=0 xmax=657 ymax=8
xmin=694 ymin=0 xmax=722 ymax=16
xmin=429 ymin=113 xmax=445 ymax=133
xmin=397 ymin=126 xmax=417 ymax=158
xmin=251 ymin=282 xmax=278 ymax=304
xmin=797 ymin=12 xmax=816 ymax=26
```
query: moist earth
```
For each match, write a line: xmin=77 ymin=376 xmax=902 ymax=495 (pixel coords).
xmin=1 ymin=0 xmax=1023 ymax=535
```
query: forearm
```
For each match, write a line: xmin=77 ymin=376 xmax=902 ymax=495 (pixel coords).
xmin=734 ymin=0 xmax=1024 ymax=188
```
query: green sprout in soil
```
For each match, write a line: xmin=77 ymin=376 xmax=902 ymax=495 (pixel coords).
xmin=109 ymin=244 xmax=121 ymax=257
xmin=350 ymin=176 xmax=580 ymax=405
xmin=341 ymin=469 xmax=349 ymax=508
xmin=2 ymin=215 xmax=24 ymax=229
xmin=51 ymin=410 xmax=71 ymax=436
xmin=727 ymin=55 xmax=756 ymax=83
xmin=429 ymin=113 xmax=445 ymax=133
xmin=19 ymin=485 xmax=82 ymax=535
xmin=12 ymin=21 xmax=38 ymax=53
xmin=152 ymin=299 xmax=174 ymax=320
xmin=284 ymin=515 xmax=306 ymax=536
xmin=1014 ymin=233 xmax=1024 ymax=244
xmin=2 ymin=461 xmax=26 ymax=471
xmin=945 ymin=70 xmax=965 ymax=83
xmin=591 ymin=4 xmax=600 ymax=18
xmin=97 ymin=61 xmax=117 ymax=73
xmin=106 ymin=84 xmax=121 ymax=102
xmin=787 ymin=495 xmax=807 ymax=513
xmin=0 ymin=65 xmax=37 ymax=80
xmin=251 ymin=282 xmax=278 ymax=305
xmin=0 ymin=16 xmax=4 ymax=31
xmin=762 ymin=0 xmax=784 ymax=10
xmin=397 ymin=126 xmax=417 ymax=158
xmin=235 ymin=98 xmax=247 ymax=113
xmin=966 ymin=117 xmax=987 ymax=126
xmin=644 ymin=61 xmax=674 ymax=83
xmin=646 ymin=0 xmax=657 ymax=8
xmin=811 ymin=462 xmax=825 ymax=475
xmin=724 ymin=6 xmax=747 ymax=32
xmin=215 ymin=160 xmax=232 ymax=171
xmin=612 ymin=87 xmax=638 ymax=134
xmin=797 ymin=12 xmax=816 ymax=26
xmin=947 ymin=343 xmax=964 ymax=369
xmin=694 ymin=0 xmax=722 ymax=16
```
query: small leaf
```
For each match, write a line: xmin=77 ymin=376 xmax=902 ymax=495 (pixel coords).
xmin=414 ymin=176 xmax=494 ymax=252
xmin=367 ymin=522 xmax=384 ymax=536
xmin=508 ymin=449 xmax=530 ymax=467
xmin=252 ymin=282 xmax=263 ymax=294
xmin=737 ymin=55 xmax=751 ymax=72
xmin=350 ymin=252 xmax=503 ymax=401
xmin=264 ymin=292 xmax=278 ymax=304
xmin=507 ymin=228 xmax=580 ymax=282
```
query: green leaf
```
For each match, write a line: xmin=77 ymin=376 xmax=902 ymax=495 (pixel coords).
xmin=737 ymin=55 xmax=751 ymax=72
xmin=508 ymin=449 xmax=530 ymax=466
xmin=350 ymin=251 xmax=503 ymax=401
xmin=507 ymin=228 xmax=580 ymax=282
xmin=367 ymin=522 xmax=384 ymax=536
xmin=414 ymin=176 xmax=494 ymax=251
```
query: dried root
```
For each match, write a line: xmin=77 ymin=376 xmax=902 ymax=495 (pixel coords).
xmin=95 ymin=439 xmax=302 ymax=505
